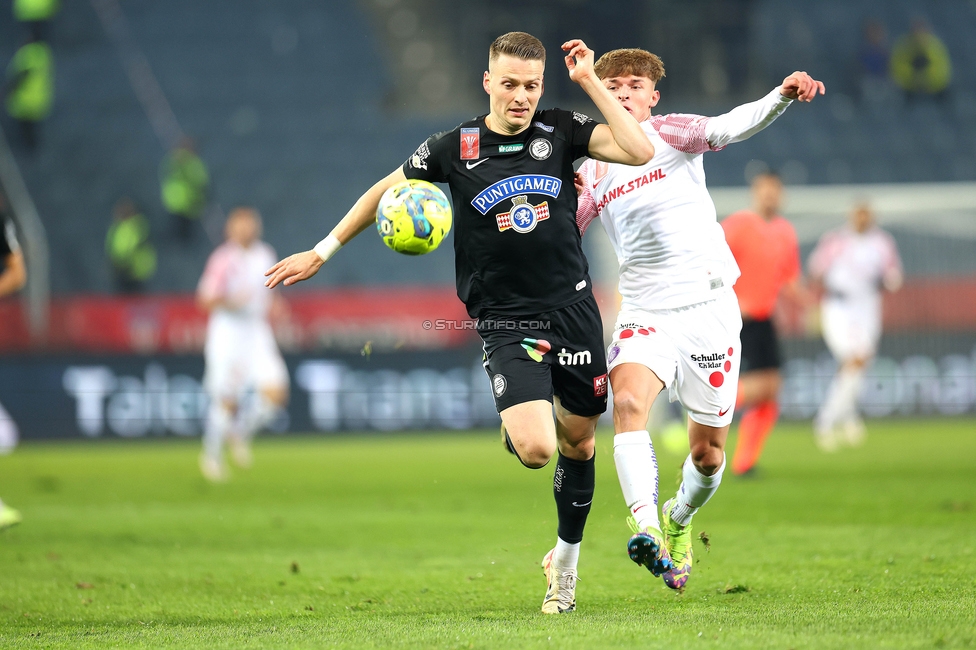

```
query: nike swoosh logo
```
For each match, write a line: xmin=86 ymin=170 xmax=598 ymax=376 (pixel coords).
xmin=572 ymin=501 xmax=592 ymax=507
xmin=718 ymin=405 xmax=732 ymax=417
xmin=466 ymin=158 xmax=489 ymax=169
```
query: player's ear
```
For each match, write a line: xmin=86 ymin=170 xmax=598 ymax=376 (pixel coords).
xmin=649 ymin=89 xmax=661 ymax=108
xmin=483 ymin=71 xmax=491 ymax=95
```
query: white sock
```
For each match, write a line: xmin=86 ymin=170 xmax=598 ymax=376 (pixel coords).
xmin=670 ymin=453 xmax=725 ymax=526
xmin=204 ymin=401 xmax=232 ymax=462
xmin=553 ymin=537 xmax=580 ymax=571
xmin=613 ymin=430 xmax=660 ymax=532
xmin=816 ymin=366 xmax=864 ymax=434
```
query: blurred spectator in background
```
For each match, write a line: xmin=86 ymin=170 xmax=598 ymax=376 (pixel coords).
xmin=197 ymin=207 xmax=288 ymax=482
xmin=105 ymin=198 xmax=156 ymax=293
xmin=857 ymin=19 xmax=892 ymax=103
xmin=4 ymin=35 xmax=54 ymax=151
xmin=13 ymin=0 xmax=61 ymax=41
xmin=160 ymin=138 xmax=210 ymax=239
xmin=890 ymin=18 xmax=951 ymax=102
xmin=808 ymin=203 xmax=902 ymax=452
xmin=0 ymin=195 xmax=26 ymax=530
xmin=722 ymin=172 xmax=808 ymax=476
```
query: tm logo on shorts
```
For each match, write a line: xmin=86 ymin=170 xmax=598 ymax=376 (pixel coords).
xmin=557 ymin=348 xmax=591 ymax=366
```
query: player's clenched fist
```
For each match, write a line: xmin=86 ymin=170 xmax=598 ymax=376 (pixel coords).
xmin=264 ymin=250 xmax=323 ymax=288
xmin=780 ymin=71 xmax=825 ymax=102
xmin=562 ymin=39 xmax=596 ymax=84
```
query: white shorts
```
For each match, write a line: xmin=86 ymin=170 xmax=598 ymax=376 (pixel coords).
xmin=607 ymin=290 xmax=742 ymax=428
xmin=204 ymin=319 xmax=289 ymax=399
xmin=821 ymin=298 xmax=881 ymax=361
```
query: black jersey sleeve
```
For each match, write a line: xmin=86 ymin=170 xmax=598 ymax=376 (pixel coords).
xmin=402 ymin=130 xmax=453 ymax=183
xmin=566 ymin=110 xmax=599 ymax=161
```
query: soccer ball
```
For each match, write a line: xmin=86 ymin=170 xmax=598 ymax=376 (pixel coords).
xmin=375 ymin=179 xmax=452 ymax=255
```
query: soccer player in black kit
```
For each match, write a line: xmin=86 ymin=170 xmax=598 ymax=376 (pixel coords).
xmin=266 ymin=32 xmax=654 ymax=613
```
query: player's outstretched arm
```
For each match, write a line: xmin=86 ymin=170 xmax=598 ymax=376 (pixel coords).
xmin=562 ymin=39 xmax=654 ymax=166
xmin=705 ymin=71 xmax=825 ymax=149
xmin=265 ymin=168 xmax=406 ymax=288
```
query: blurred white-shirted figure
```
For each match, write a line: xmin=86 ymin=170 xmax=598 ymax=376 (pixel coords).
xmin=808 ymin=204 xmax=902 ymax=451
xmin=197 ymin=207 xmax=289 ymax=481
xmin=0 ymin=205 xmax=27 ymax=529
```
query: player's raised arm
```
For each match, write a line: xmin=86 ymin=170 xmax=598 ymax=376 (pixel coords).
xmin=705 ymin=71 xmax=825 ymax=149
xmin=562 ymin=39 xmax=654 ymax=165
xmin=264 ymin=168 xmax=406 ymax=288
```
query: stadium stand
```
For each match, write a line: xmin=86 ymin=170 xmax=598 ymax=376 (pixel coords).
xmin=1 ymin=0 xmax=974 ymax=294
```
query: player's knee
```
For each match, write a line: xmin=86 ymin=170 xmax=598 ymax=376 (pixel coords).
xmin=690 ymin=440 xmax=725 ymax=475
xmin=612 ymin=389 xmax=648 ymax=426
xmin=519 ymin=439 xmax=556 ymax=469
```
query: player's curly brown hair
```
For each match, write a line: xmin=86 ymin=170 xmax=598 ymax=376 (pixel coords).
xmin=594 ymin=48 xmax=666 ymax=83
xmin=489 ymin=32 xmax=546 ymax=64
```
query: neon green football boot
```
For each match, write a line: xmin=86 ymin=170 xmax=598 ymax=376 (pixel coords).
xmin=626 ymin=516 xmax=674 ymax=577
xmin=0 ymin=501 xmax=22 ymax=531
xmin=661 ymin=498 xmax=693 ymax=590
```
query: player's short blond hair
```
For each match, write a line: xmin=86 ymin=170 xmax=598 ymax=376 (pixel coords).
xmin=489 ymin=32 xmax=546 ymax=65
xmin=594 ymin=48 xmax=665 ymax=83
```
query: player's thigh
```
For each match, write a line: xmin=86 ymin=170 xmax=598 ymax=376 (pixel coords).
xmin=607 ymin=312 xmax=680 ymax=420
xmin=500 ymin=399 xmax=557 ymax=463
xmin=482 ymin=334 xmax=554 ymax=414
xmin=549 ymin=297 xmax=610 ymax=419
xmin=673 ymin=293 xmax=742 ymax=428
xmin=204 ymin=337 xmax=246 ymax=400
xmin=822 ymin=301 xmax=880 ymax=362
xmin=248 ymin=324 xmax=290 ymax=398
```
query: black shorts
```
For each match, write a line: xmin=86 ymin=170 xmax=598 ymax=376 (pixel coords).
xmin=479 ymin=295 xmax=609 ymax=417
xmin=739 ymin=318 xmax=781 ymax=372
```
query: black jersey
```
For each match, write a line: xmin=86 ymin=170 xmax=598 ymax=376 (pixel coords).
xmin=403 ymin=108 xmax=599 ymax=318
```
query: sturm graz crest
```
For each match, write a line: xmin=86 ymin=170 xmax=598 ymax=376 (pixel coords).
xmin=495 ymin=195 xmax=551 ymax=233
xmin=529 ymin=138 xmax=552 ymax=160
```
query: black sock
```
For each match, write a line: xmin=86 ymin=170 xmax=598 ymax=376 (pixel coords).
xmin=553 ymin=452 xmax=595 ymax=544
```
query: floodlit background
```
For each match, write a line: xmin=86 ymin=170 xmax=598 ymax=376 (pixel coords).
xmin=1 ymin=0 xmax=975 ymax=439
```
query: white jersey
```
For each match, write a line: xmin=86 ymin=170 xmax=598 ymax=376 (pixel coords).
xmin=198 ymin=240 xmax=278 ymax=328
xmin=808 ymin=226 xmax=901 ymax=304
xmin=578 ymin=88 xmax=793 ymax=311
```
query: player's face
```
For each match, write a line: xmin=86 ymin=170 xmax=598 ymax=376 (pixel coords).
xmin=602 ymin=74 xmax=659 ymax=122
xmin=483 ymin=54 xmax=544 ymax=135
xmin=226 ymin=212 xmax=261 ymax=247
xmin=851 ymin=206 xmax=873 ymax=232
xmin=751 ymin=175 xmax=783 ymax=216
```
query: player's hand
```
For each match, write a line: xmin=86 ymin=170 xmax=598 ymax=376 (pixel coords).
xmin=574 ymin=171 xmax=585 ymax=197
xmin=779 ymin=71 xmax=825 ymax=102
xmin=562 ymin=39 xmax=596 ymax=84
xmin=264 ymin=250 xmax=324 ymax=288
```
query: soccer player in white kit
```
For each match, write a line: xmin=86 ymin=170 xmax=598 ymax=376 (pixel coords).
xmin=0 ymin=206 xmax=27 ymax=529
xmin=808 ymin=203 xmax=902 ymax=451
xmin=575 ymin=49 xmax=824 ymax=589
xmin=197 ymin=207 xmax=289 ymax=481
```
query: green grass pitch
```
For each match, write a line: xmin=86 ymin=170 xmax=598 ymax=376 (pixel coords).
xmin=1 ymin=419 xmax=974 ymax=649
